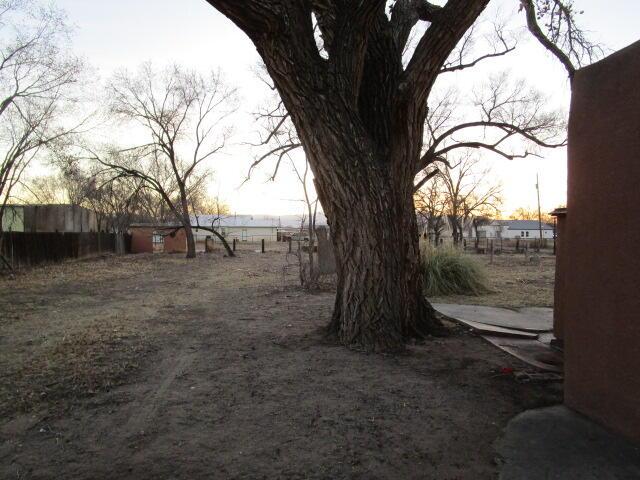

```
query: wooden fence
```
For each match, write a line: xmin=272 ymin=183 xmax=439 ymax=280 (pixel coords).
xmin=0 ymin=232 xmax=131 ymax=269
xmin=467 ymin=237 xmax=555 ymax=253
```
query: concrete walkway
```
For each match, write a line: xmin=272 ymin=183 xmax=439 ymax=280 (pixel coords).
xmin=433 ymin=304 xmax=553 ymax=332
xmin=496 ymin=406 xmax=640 ymax=479
xmin=433 ymin=304 xmax=561 ymax=371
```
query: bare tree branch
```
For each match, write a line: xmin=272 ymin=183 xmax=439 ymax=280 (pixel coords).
xmin=95 ymin=64 xmax=236 ymax=258
xmin=0 ymin=2 xmax=84 ymax=230
xmin=520 ymin=0 xmax=603 ymax=80
xmin=417 ymin=72 xmax=566 ymax=174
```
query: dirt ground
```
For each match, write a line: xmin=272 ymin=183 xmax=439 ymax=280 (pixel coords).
xmin=430 ymin=252 xmax=556 ymax=309
xmin=0 ymin=246 xmax=561 ymax=479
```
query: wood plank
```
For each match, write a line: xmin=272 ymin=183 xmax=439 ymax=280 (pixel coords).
xmin=454 ymin=317 xmax=539 ymax=339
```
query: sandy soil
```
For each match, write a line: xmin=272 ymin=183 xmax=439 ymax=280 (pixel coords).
xmin=0 ymin=247 xmax=561 ymax=479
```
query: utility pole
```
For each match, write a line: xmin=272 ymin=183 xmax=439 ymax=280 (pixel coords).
xmin=536 ymin=173 xmax=543 ymax=252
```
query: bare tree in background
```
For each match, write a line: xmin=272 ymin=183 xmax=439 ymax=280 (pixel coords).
xmin=70 ymin=165 xmax=149 ymax=233
xmin=204 ymin=0 xmax=596 ymax=351
xmin=191 ymin=194 xmax=235 ymax=257
xmin=0 ymin=0 xmax=83 ymax=252
xmin=19 ymin=173 xmax=66 ymax=204
xmin=21 ymin=159 xmax=153 ymax=233
xmin=471 ymin=215 xmax=494 ymax=249
xmin=290 ymin=157 xmax=320 ymax=289
xmin=439 ymin=155 xmax=502 ymax=245
xmin=133 ymin=166 xmax=178 ymax=224
xmin=510 ymin=206 xmax=553 ymax=224
xmin=415 ymin=73 xmax=566 ymax=191
xmin=414 ymin=174 xmax=448 ymax=245
xmin=94 ymin=64 xmax=236 ymax=259
xmin=18 ymin=169 xmax=87 ymax=205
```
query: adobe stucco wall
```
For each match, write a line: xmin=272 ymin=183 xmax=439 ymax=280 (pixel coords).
xmin=163 ymin=229 xmax=187 ymax=254
xmin=130 ymin=227 xmax=187 ymax=254
xmin=563 ymin=40 xmax=640 ymax=442
xmin=552 ymin=215 xmax=566 ymax=342
xmin=130 ymin=227 xmax=153 ymax=254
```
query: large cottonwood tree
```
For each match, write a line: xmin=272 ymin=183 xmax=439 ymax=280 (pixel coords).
xmin=203 ymin=0 xmax=592 ymax=351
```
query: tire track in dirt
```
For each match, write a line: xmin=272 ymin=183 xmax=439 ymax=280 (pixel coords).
xmin=121 ymin=345 xmax=198 ymax=439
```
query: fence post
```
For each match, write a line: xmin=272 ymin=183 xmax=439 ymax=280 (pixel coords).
xmin=233 ymin=238 xmax=236 ymax=252
xmin=288 ymin=237 xmax=292 ymax=253
xmin=490 ymin=239 xmax=494 ymax=264
xmin=261 ymin=238 xmax=265 ymax=253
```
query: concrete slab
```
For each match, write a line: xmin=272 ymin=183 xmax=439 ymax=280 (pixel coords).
xmin=518 ymin=307 xmax=553 ymax=326
xmin=496 ymin=405 xmax=640 ymax=479
xmin=433 ymin=304 xmax=553 ymax=332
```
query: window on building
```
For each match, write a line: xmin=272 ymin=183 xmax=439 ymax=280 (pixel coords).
xmin=152 ymin=232 xmax=164 ymax=253
xmin=521 ymin=231 xmax=525 ymax=237
xmin=526 ymin=231 xmax=530 ymax=237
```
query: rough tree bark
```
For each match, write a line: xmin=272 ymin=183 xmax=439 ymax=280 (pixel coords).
xmin=204 ymin=0 xmax=491 ymax=351
xmin=180 ymin=194 xmax=197 ymax=259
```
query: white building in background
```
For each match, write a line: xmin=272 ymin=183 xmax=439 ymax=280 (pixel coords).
xmin=191 ymin=214 xmax=280 ymax=242
xmin=477 ymin=220 xmax=554 ymax=239
xmin=417 ymin=215 xmax=475 ymax=244
xmin=190 ymin=213 xmax=330 ymax=243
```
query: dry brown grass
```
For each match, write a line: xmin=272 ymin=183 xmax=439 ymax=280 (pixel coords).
xmin=0 ymin=250 xmax=566 ymax=480
xmin=0 ymin=317 xmax=151 ymax=417
xmin=0 ymin=254 xmax=191 ymax=418
xmin=0 ymin=253 xmax=156 ymax=289
xmin=0 ymin=250 xmax=293 ymax=419
xmin=429 ymin=251 xmax=555 ymax=308
xmin=0 ymin=247 xmax=553 ymax=420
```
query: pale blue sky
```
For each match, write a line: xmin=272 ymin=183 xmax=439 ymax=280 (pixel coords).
xmin=54 ymin=0 xmax=640 ymax=216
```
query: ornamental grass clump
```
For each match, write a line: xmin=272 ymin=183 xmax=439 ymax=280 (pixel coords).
xmin=421 ymin=246 xmax=490 ymax=297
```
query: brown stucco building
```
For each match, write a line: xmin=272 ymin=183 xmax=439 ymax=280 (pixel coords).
xmin=556 ymin=40 xmax=640 ymax=442
xmin=129 ymin=224 xmax=187 ymax=254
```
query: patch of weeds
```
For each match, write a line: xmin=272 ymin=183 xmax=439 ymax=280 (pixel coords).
xmin=421 ymin=246 xmax=490 ymax=297
xmin=0 ymin=321 xmax=152 ymax=417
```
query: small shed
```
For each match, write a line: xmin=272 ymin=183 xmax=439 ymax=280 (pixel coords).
xmin=129 ymin=224 xmax=187 ymax=254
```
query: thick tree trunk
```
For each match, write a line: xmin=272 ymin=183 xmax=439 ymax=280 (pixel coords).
xmin=313 ymin=150 xmax=442 ymax=352
xmin=207 ymin=0 xmax=490 ymax=355
xmin=272 ymin=75 xmax=445 ymax=351
xmin=452 ymin=224 xmax=461 ymax=246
